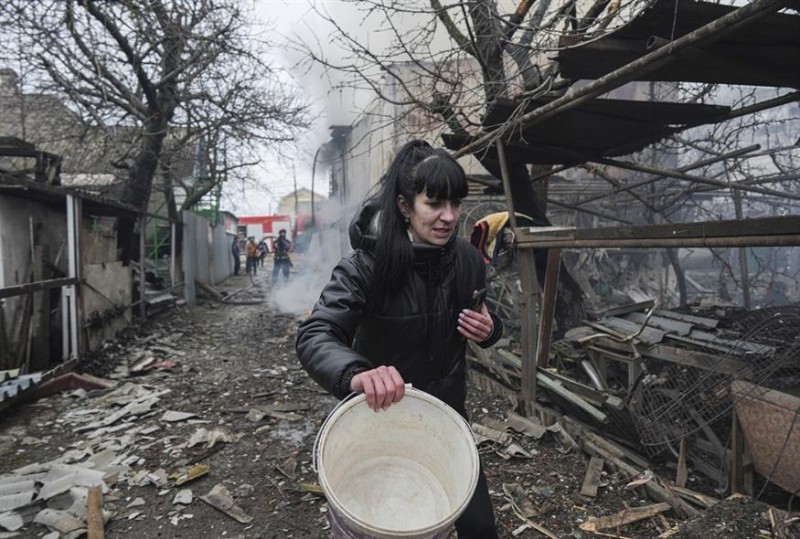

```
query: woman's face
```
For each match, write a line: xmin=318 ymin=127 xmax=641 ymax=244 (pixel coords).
xmin=403 ymin=193 xmax=462 ymax=246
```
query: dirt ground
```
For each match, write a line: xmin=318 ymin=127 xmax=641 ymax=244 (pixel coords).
xmin=0 ymin=258 xmax=795 ymax=538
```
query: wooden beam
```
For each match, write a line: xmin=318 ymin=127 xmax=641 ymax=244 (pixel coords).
xmin=580 ymin=456 xmax=605 ymax=497
xmin=537 ymin=371 xmax=608 ymax=423
xmin=536 ymin=249 xmax=561 ymax=369
xmin=588 ymin=337 xmax=750 ymax=376
xmin=0 ymin=277 xmax=77 ymax=300
xmin=517 ymin=249 xmax=540 ymax=417
xmin=580 ymin=502 xmax=672 ymax=532
xmin=513 ymin=215 xmax=800 ymax=250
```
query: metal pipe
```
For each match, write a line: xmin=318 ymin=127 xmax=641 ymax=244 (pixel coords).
xmin=581 ymin=359 xmax=608 ymax=391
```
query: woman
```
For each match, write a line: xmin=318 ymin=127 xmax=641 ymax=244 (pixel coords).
xmin=296 ymin=140 xmax=502 ymax=538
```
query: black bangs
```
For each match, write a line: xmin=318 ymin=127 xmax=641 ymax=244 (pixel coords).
xmin=412 ymin=151 xmax=468 ymax=201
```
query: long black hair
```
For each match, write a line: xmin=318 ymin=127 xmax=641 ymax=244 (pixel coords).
xmin=372 ymin=139 xmax=468 ymax=297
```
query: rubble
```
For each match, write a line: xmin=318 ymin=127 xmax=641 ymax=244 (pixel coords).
xmin=1 ymin=283 xmax=798 ymax=537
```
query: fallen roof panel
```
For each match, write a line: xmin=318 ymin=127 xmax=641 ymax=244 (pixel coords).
xmin=443 ymin=96 xmax=729 ymax=164
xmin=558 ymin=0 xmax=800 ymax=88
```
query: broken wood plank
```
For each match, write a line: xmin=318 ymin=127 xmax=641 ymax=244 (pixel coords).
xmin=86 ymin=485 xmax=104 ymax=539
xmin=542 ymin=368 xmax=625 ymax=410
xmin=580 ymin=502 xmax=672 ymax=532
xmin=537 ymin=371 xmax=608 ymax=424
xmin=676 ymin=438 xmax=688 ymax=488
xmin=590 ymin=337 xmax=751 ymax=376
xmin=580 ymin=456 xmax=605 ymax=497
xmin=671 ymin=485 xmax=720 ymax=509
xmin=561 ymin=416 xmax=650 ymax=469
xmin=194 ymin=280 xmax=223 ymax=301
xmin=561 ymin=416 xmax=698 ymax=518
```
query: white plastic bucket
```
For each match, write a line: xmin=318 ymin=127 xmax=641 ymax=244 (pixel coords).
xmin=314 ymin=387 xmax=479 ymax=539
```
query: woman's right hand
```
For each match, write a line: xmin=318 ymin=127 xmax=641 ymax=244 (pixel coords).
xmin=350 ymin=366 xmax=405 ymax=411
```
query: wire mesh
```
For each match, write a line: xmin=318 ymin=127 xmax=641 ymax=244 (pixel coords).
xmin=628 ymin=308 xmax=800 ymax=451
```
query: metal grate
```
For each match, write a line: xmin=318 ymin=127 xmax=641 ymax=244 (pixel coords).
xmin=628 ymin=309 xmax=800 ymax=452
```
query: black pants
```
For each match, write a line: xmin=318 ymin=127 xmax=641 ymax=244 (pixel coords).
xmin=455 ymin=462 xmax=497 ymax=538
xmin=418 ymin=375 xmax=499 ymax=538
xmin=273 ymin=259 xmax=291 ymax=282
xmin=233 ymin=255 xmax=240 ymax=275
xmin=246 ymin=256 xmax=258 ymax=274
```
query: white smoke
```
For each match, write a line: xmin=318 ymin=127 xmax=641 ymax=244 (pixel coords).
xmin=268 ymin=195 xmax=353 ymax=316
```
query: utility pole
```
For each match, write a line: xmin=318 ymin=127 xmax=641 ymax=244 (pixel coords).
xmin=293 ymin=164 xmax=299 ymax=237
xmin=311 ymin=147 xmax=321 ymax=228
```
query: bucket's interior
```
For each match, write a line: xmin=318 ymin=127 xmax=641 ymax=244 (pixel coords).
xmin=319 ymin=393 xmax=477 ymax=535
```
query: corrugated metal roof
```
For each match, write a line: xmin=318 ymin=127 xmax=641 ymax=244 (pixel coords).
xmin=0 ymin=372 xmax=43 ymax=402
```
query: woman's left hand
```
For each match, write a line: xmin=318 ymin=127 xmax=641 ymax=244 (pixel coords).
xmin=457 ymin=303 xmax=494 ymax=343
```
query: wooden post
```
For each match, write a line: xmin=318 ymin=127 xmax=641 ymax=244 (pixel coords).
xmin=518 ymin=250 xmax=541 ymax=417
xmin=731 ymin=407 xmax=755 ymax=495
xmin=139 ymin=214 xmax=147 ymax=319
xmin=496 ymin=139 xmax=539 ymax=415
xmin=86 ymin=485 xmax=105 ymax=539
xmin=731 ymin=407 xmax=744 ymax=494
xmin=30 ymin=245 xmax=50 ymax=371
xmin=0 ymin=299 xmax=8 ymax=369
xmin=535 ymin=248 xmax=561 ymax=368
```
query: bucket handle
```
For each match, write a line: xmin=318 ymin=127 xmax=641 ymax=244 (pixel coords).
xmin=312 ymin=384 xmax=416 ymax=473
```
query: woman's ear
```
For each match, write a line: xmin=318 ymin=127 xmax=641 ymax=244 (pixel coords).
xmin=396 ymin=195 xmax=410 ymax=218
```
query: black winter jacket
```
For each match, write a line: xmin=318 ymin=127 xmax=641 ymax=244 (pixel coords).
xmin=295 ymin=200 xmax=502 ymax=413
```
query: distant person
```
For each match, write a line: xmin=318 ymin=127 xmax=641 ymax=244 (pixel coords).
xmin=245 ymin=236 xmax=259 ymax=275
xmin=272 ymin=229 xmax=292 ymax=284
xmin=257 ymin=237 xmax=268 ymax=267
xmin=231 ymin=236 xmax=241 ymax=276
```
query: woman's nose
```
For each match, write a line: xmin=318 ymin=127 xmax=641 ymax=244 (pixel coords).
xmin=440 ymin=203 xmax=456 ymax=222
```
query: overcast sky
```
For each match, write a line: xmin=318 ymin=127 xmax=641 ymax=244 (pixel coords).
xmin=221 ymin=0 xmax=369 ymax=216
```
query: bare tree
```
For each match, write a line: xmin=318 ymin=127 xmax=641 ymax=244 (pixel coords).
xmin=296 ymin=0 xmax=636 ymax=330
xmin=298 ymin=0 xmax=800 ymax=317
xmin=0 ymin=0 xmax=311 ymax=216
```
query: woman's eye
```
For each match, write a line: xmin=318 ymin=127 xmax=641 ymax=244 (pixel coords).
xmin=452 ymin=199 xmax=462 ymax=208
